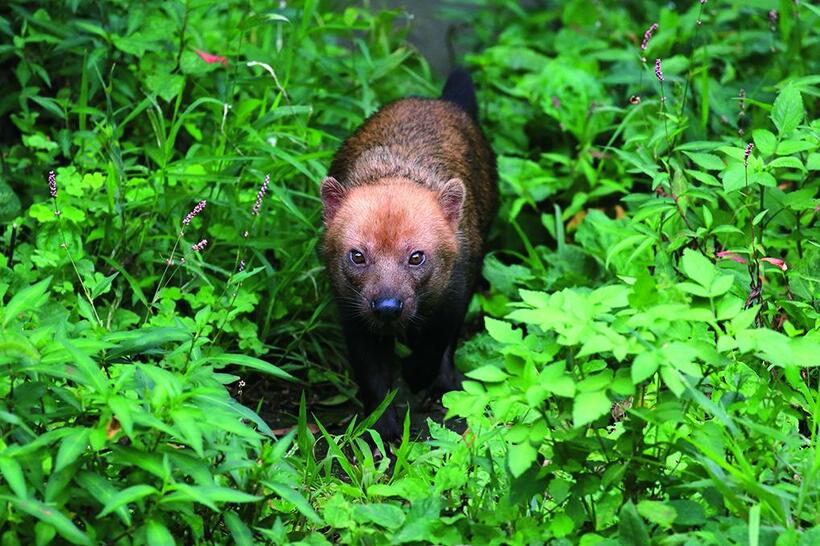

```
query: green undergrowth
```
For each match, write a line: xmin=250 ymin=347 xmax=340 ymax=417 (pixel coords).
xmin=0 ymin=0 xmax=818 ymax=544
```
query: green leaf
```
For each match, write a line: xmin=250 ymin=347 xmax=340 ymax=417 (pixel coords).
xmin=752 ymin=210 xmax=768 ymax=226
xmin=97 ymin=485 xmax=159 ymax=518
xmin=60 ymin=340 xmax=109 ymax=394
xmin=752 ymin=129 xmax=777 ymax=156
xmin=465 ymin=365 xmax=509 ymax=382
xmin=660 ymin=366 xmax=685 ymax=397
xmin=35 ymin=521 xmax=57 ymax=546
xmin=632 ymin=352 xmax=659 ymax=384
xmin=2 ymin=277 xmax=51 ymax=327
xmin=182 ymin=485 xmax=260 ymax=505
xmin=200 ymin=353 xmax=295 ymax=381
xmin=105 ymin=327 xmax=190 ymax=359
xmin=90 ymin=272 xmax=118 ymax=300
xmin=0 ymin=496 xmax=91 ymax=545
xmin=107 ymin=397 xmax=134 ymax=438
xmin=146 ymin=72 xmax=185 ymax=102
xmin=686 ymin=169 xmax=720 ymax=187
xmin=99 ymin=256 xmax=149 ymax=308
xmin=576 ymin=370 xmax=614 ymax=392
xmin=807 ymin=153 xmax=820 ymax=171
xmin=0 ymin=179 xmax=21 ymax=222
xmin=721 ymin=165 xmax=747 ymax=192
xmin=192 ymin=393 xmax=274 ymax=438
xmin=637 ymin=500 xmax=677 ymax=528
xmin=144 ymin=519 xmax=175 ymax=546
xmin=75 ymin=471 xmax=131 ymax=526
xmin=767 ymin=157 xmax=805 ymax=171
xmin=60 ymin=205 xmax=86 ymax=223
xmin=751 ymin=171 xmax=777 ymax=187
xmin=171 ymin=408 xmax=204 ymax=457
xmin=618 ymin=501 xmax=650 ymax=546
xmin=776 ymin=140 xmax=815 ymax=155
xmin=485 ymin=317 xmax=523 ymax=344
xmin=353 ymin=503 xmax=406 ymax=530
xmin=0 ymin=457 xmax=27 ymax=499
xmin=749 ymin=504 xmax=761 ymax=546
xmin=709 ymin=274 xmax=735 ymax=297
xmin=55 ymin=428 xmax=91 ymax=472
xmin=542 ymin=374 xmax=575 ymax=398
xmin=549 ymin=513 xmax=574 ymax=538
xmin=770 ymin=86 xmax=803 ymax=136
xmin=668 ymin=500 xmax=706 ymax=526
xmin=683 ymin=152 xmax=725 ymax=171
xmin=572 ymin=390 xmax=611 ymax=427
xmin=223 ymin=511 xmax=254 ymax=546
xmin=680 ymin=249 xmax=716 ymax=289
xmin=17 ymin=199 xmax=49 ymax=227
xmin=263 ymin=481 xmax=322 ymax=524
xmin=507 ymin=441 xmax=538 ymax=478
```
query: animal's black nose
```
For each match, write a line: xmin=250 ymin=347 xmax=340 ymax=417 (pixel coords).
xmin=371 ymin=297 xmax=403 ymax=320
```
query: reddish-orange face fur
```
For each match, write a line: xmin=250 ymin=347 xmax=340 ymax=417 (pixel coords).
xmin=322 ymin=176 xmax=463 ymax=331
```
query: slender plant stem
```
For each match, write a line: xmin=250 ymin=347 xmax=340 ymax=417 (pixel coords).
xmin=658 ymin=80 xmax=672 ymax=153
xmin=143 ymin=232 xmax=183 ymax=324
xmin=758 ymin=186 xmax=765 ymax=246
xmin=677 ymin=1 xmax=707 ymax=123
xmin=53 ymin=196 xmax=103 ymax=327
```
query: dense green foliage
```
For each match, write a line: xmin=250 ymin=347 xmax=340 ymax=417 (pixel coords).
xmin=0 ymin=0 xmax=818 ymax=544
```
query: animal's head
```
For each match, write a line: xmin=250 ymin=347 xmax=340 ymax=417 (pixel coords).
xmin=320 ymin=176 xmax=464 ymax=331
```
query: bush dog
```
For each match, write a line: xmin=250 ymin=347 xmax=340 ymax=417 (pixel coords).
xmin=320 ymin=69 xmax=497 ymax=441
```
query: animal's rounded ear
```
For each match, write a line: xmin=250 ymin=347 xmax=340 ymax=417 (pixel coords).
xmin=320 ymin=176 xmax=346 ymax=223
xmin=438 ymin=178 xmax=465 ymax=227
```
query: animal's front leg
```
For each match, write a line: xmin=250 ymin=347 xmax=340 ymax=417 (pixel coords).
xmin=403 ymin=309 xmax=464 ymax=399
xmin=343 ymin=321 xmax=400 ymax=441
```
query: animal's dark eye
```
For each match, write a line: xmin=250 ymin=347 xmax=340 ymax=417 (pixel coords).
xmin=408 ymin=251 xmax=425 ymax=266
xmin=349 ymin=249 xmax=366 ymax=265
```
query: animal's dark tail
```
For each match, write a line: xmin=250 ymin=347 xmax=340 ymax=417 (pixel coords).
xmin=441 ymin=67 xmax=478 ymax=121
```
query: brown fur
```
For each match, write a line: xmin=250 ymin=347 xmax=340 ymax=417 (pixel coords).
xmin=326 ymin=99 xmax=496 ymax=261
xmin=320 ymin=94 xmax=497 ymax=441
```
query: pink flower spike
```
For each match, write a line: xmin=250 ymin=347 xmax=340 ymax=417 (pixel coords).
xmin=744 ymin=142 xmax=754 ymax=166
xmin=717 ymin=251 xmax=747 ymax=265
xmin=654 ymin=58 xmax=664 ymax=82
xmin=768 ymin=10 xmax=778 ymax=24
xmin=182 ymin=200 xmax=207 ymax=226
xmin=192 ymin=239 xmax=208 ymax=252
xmin=761 ymin=257 xmax=788 ymax=271
xmin=641 ymin=23 xmax=658 ymax=51
xmin=252 ymin=174 xmax=270 ymax=216
xmin=193 ymin=48 xmax=228 ymax=66
xmin=48 ymin=170 xmax=58 ymax=197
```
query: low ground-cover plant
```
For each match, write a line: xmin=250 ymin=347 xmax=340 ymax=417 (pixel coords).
xmin=0 ymin=0 xmax=818 ymax=544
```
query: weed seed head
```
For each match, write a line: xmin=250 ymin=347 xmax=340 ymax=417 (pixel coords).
xmin=183 ymin=200 xmax=207 ymax=226
xmin=744 ymin=142 xmax=754 ymax=166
